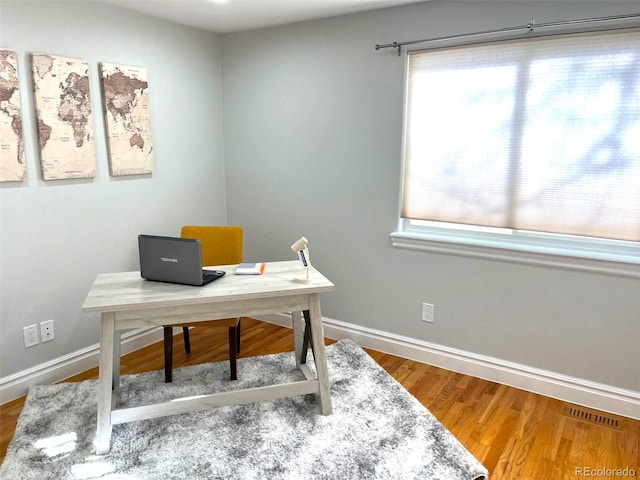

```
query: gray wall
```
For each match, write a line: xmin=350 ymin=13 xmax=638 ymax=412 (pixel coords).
xmin=0 ymin=1 xmax=225 ymax=376
xmin=222 ymin=1 xmax=640 ymax=392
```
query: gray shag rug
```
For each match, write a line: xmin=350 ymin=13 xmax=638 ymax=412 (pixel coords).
xmin=1 ymin=339 xmax=488 ymax=479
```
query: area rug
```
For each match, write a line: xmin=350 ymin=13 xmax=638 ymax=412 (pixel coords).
xmin=1 ymin=339 xmax=488 ymax=479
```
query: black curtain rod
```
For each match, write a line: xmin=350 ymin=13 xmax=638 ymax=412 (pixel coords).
xmin=375 ymin=13 xmax=640 ymax=56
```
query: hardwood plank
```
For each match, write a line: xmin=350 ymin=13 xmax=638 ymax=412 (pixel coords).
xmin=1 ymin=317 xmax=638 ymax=480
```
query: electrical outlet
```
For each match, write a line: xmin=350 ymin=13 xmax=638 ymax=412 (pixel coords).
xmin=40 ymin=320 xmax=55 ymax=342
xmin=23 ymin=324 xmax=39 ymax=347
xmin=422 ymin=303 xmax=434 ymax=323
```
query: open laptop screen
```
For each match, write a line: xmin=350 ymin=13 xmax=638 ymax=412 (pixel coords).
xmin=138 ymin=235 xmax=225 ymax=286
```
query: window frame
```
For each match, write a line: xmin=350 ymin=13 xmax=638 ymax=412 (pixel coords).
xmin=392 ymin=219 xmax=640 ymax=278
xmin=392 ymin=27 xmax=640 ymax=279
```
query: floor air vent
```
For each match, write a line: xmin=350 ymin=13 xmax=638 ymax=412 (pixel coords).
xmin=563 ymin=404 xmax=623 ymax=429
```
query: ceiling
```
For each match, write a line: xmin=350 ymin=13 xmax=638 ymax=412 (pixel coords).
xmin=95 ymin=0 xmax=428 ymax=34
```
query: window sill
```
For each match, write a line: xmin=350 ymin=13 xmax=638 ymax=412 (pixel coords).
xmin=390 ymin=230 xmax=640 ymax=279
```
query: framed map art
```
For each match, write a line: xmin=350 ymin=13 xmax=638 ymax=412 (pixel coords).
xmin=99 ymin=63 xmax=153 ymax=176
xmin=31 ymin=53 xmax=97 ymax=180
xmin=0 ymin=48 xmax=26 ymax=182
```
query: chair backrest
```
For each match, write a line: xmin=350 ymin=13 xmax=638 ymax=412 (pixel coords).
xmin=181 ymin=225 xmax=243 ymax=267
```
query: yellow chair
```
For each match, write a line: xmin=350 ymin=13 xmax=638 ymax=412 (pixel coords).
xmin=163 ymin=225 xmax=243 ymax=383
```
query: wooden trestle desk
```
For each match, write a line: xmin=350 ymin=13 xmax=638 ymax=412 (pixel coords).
xmin=82 ymin=260 xmax=335 ymax=454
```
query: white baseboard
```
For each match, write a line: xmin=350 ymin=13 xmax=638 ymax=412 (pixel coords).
xmin=257 ymin=313 xmax=640 ymax=420
xmin=0 ymin=327 xmax=166 ymax=405
xmin=2 ymin=316 xmax=639 ymax=421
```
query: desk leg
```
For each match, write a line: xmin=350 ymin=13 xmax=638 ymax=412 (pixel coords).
xmin=96 ymin=312 xmax=115 ymax=455
xmin=113 ymin=329 xmax=121 ymax=398
xmin=308 ymin=294 xmax=332 ymax=415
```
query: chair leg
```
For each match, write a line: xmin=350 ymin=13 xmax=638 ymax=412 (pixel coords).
xmin=228 ymin=326 xmax=238 ymax=381
xmin=182 ymin=327 xmax=191 ymax=354
xmin=164 ymin=326 xmax=173 ymax=383
xmin=301 ymin=310 xmax=314 ymax=364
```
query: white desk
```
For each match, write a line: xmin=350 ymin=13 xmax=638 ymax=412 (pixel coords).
xmin=82 ymin=260 xmax=335 ymax=454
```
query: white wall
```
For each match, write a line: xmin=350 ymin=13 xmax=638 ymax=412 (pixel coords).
xmin=222 ymin=1 xmax=640 ymax=392
xmin=0 ymin=1 xmax=225 ymax=376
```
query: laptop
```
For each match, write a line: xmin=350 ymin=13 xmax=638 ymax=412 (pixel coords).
xmin=138 ymin=234 xmax=226 ymax=286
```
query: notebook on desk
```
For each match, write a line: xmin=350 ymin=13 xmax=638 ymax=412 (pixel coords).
xmin=138 ymin=234 xmax=226 ymax=286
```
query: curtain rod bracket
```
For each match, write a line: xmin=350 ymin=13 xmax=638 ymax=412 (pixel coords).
xmin=527 ymin=17 xmax=536 ymax=32
xmin=373 ymin=42 xmax=402 ymax=55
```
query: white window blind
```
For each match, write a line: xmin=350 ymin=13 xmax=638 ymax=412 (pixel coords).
xmin=402 ymin=29 xmax=640 ymax=242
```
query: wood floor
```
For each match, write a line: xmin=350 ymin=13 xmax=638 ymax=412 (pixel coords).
xmin=1 ymin=318 xmax=638 ymax=479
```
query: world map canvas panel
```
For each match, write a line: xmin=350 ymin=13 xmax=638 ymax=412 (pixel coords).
xmin=99 ymin=63 xmax=153 ymax=176
xmin=31 ymin=53 xmax=96 ymax=180
xmin=0 ymin=48 xmax=26 ymax=182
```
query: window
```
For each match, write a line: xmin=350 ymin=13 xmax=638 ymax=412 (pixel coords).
xmin=394 ymin=28 xmax=640 ymax=277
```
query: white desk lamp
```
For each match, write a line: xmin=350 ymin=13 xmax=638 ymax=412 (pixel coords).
xmin=291 ymin=236 xmax=310 ymax=283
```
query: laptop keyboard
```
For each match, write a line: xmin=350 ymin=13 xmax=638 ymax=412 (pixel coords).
xmin=203 ymin=270 xmax=224 ymax=282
